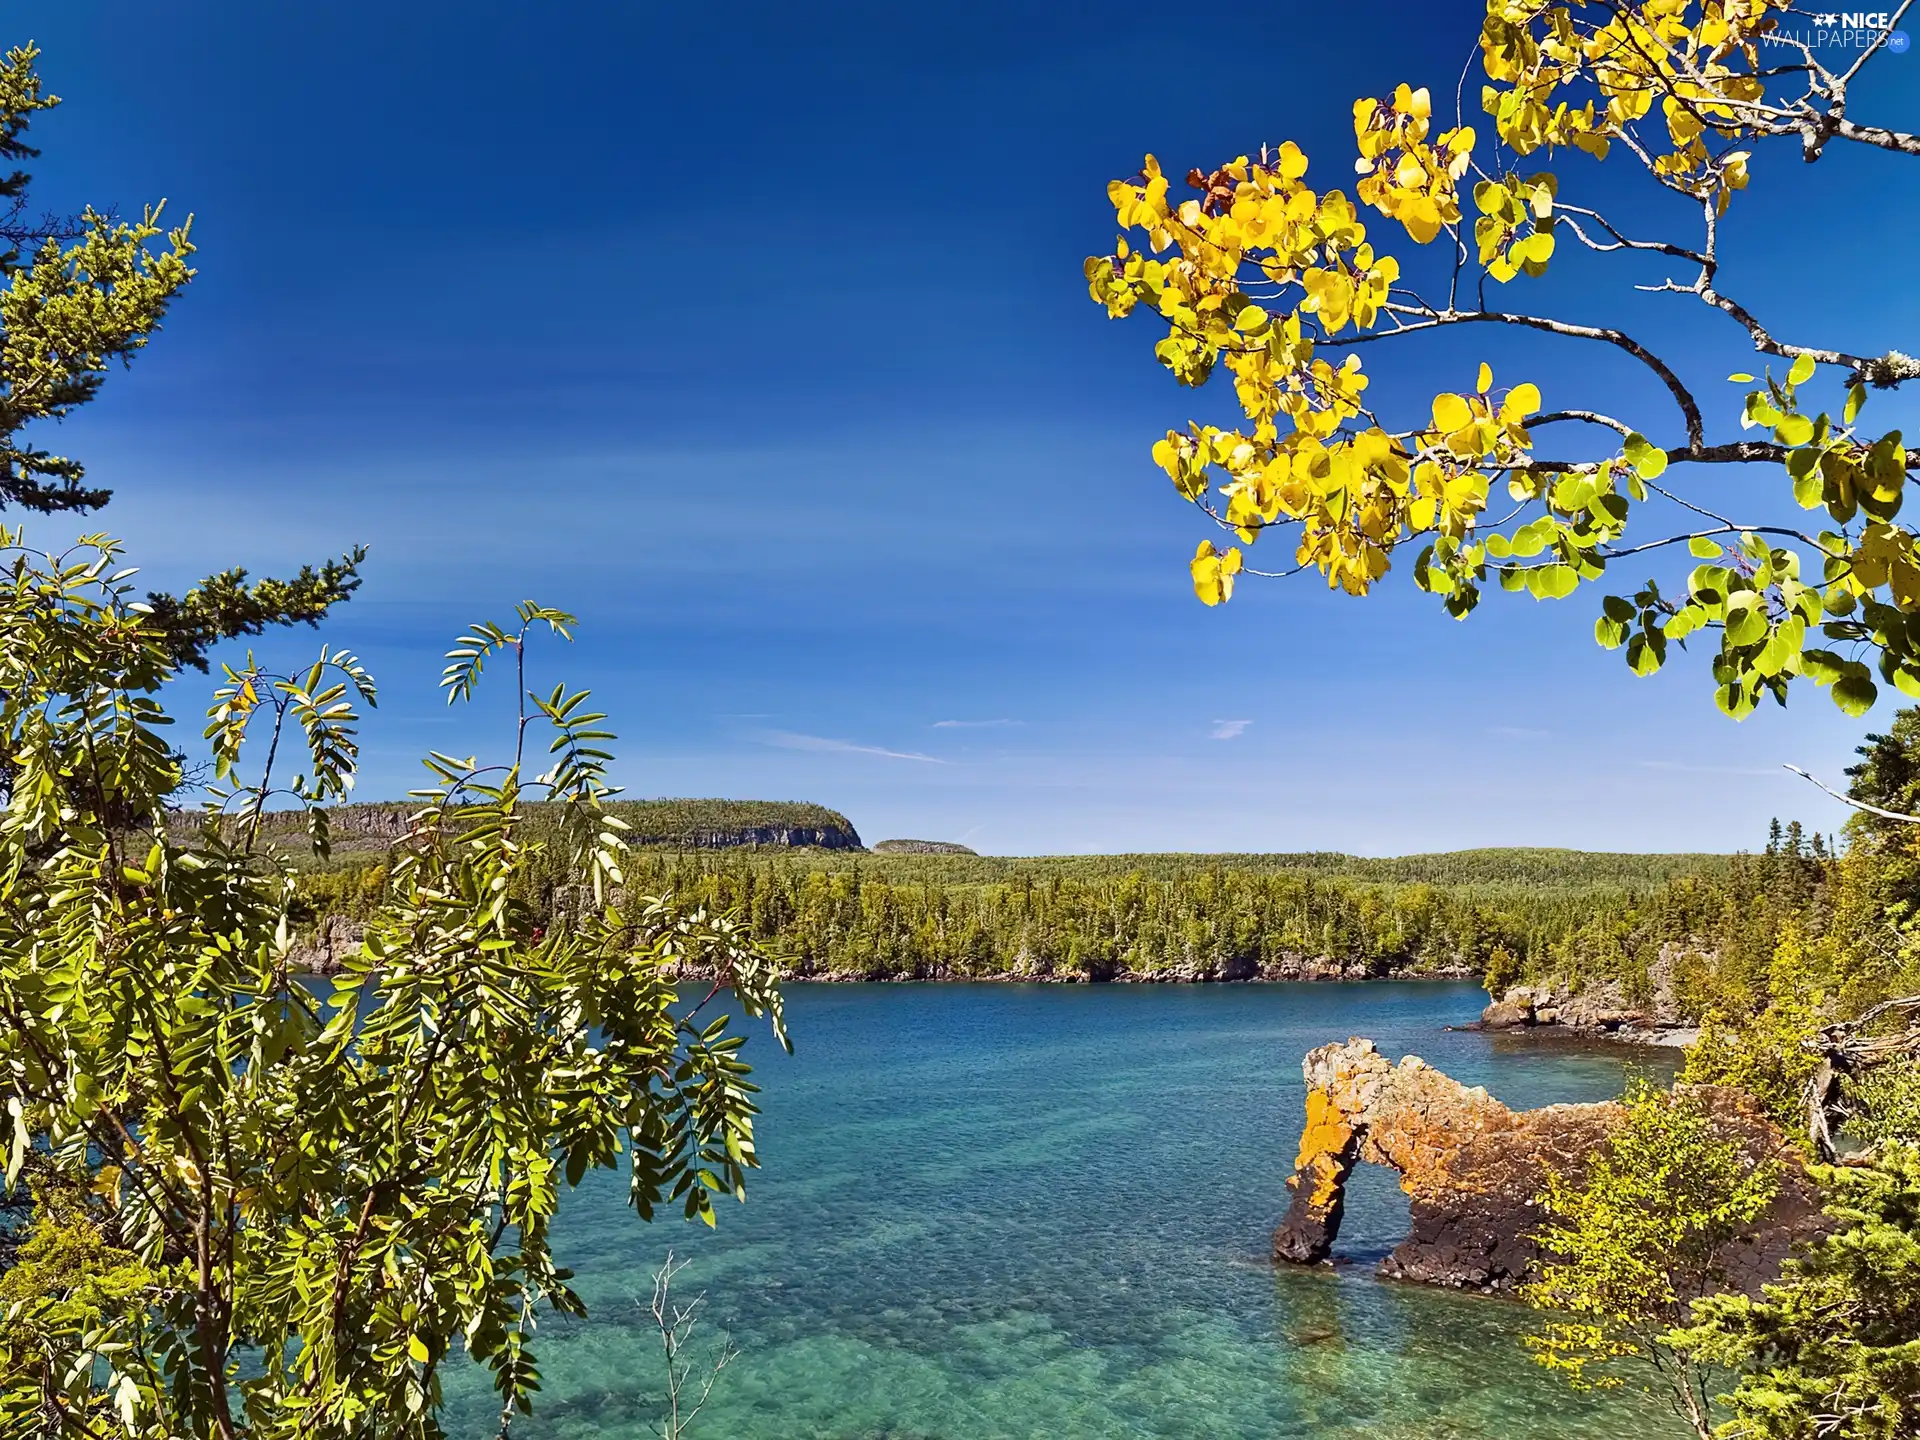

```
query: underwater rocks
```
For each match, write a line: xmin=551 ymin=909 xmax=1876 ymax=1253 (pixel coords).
xmin=1271 ymin=1038 xmax=1823 ymax=1293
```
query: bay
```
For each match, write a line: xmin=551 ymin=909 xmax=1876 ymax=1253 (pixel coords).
xmin=443 ymin=981 xmax=1682 ymax=1439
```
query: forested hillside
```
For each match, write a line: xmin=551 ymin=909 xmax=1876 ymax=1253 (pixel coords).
xmin=286 ymin=822 xmax=1795 ymax=992
xmin=234 ymin=797 xmax=863 ymax=857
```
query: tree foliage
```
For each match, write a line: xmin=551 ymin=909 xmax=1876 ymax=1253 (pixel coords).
xmin=0 ymin=42 xmax=360 ymax=669
xmin=1671 ymin=1144 xmax=1920 ymax=1440
xmin=0 ymin=536 xmax=786 ymax=1440
xmin=1089 ymin=1 xmax=1919 ymax=719
xmin=1523 ymin=1079 xmax=1781 ymax=1439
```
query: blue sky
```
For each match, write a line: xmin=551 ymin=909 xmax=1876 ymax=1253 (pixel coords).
xmin=23 ymin=0 xmax=1920 ymax=854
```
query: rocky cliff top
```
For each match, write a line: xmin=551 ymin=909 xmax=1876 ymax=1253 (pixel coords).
xmin=186 ymin=798 xmax=864 ymax=860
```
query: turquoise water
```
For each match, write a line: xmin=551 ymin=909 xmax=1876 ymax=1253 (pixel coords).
xmin=443 ymin=982 xmax=1682 ymax=1439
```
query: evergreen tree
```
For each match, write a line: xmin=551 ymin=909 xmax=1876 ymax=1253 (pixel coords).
xmin=1672 ymin=1146 xmax=1920 ymax=1440
xmin=0 ymin=43 xmax=360 ymax=669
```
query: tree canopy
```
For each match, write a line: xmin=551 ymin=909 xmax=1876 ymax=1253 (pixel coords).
xmin=0 ymin=42 xmax=360 ymax=669
xmin=0 ymin=540 xmax=787 ymax=1439
xmin=1089 ymin=0 xmax=1917 ymax=720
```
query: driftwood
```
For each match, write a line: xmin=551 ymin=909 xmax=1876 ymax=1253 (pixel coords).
xmin=1804 ymin=994 xmax=1920 ymax=1160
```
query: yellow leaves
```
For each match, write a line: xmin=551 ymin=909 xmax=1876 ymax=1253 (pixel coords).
xmin=1663 ymin=94 xmax=1704 ymax=148
xmin=1409 ymin=462 xmax=1491 ymax=536
xmin=1301 ymin=266 xmax=1354 ymax=332
xmin=1191 ymin=541 xmax=1243 ymax=605
xmin=1851 ymin=524 xmax=1920 ymax=611
xmin=1353 ymin=85 xmax=1474 ymax=244
xmin=1152 ymin=431 xmax=1209 ymax=500
xmin=1476 ymin=0 xmax=1785 ymax=213
xmin=1433 ymin=392 xmax=1474 ymax=432
xmin=1473 ymin=171 xmax=1558 ymax=282
xmin=1108 ymin=155 xmax=1173 ymax=246
xmin=1716 ymin=150 xmax=1751 ymax=216
xmin=1420 ymin=372 xmax=1541 ymax=487
xmin=1502 ymin=382 xmax=1542 ymax=423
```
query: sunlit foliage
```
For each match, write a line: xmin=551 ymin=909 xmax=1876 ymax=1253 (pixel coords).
xmin=0 ymin=538 xmax=786 ymax=1440
xmin=1090 ymin=1 xmax=1919 ymax=719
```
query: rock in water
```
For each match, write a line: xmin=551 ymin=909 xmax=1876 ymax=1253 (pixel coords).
xmin=1478 ymin=986 xmax=1538 ymax=1029
xmin=1270 ymin=1037 xmax=1822 ymax=1292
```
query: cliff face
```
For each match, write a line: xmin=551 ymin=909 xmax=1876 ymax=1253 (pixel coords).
xmin=1272 ymin=1038 xmax=1823 ymax=1292
xmin=622 ymin=824 xmax=862 ymax=850
xmin=197 ymin=799 xmax=866 ymax=858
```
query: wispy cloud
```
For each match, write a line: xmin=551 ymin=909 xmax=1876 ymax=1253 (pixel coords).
xmin=1211 ymin=719 xmax=1252 ymax=741
xmin=931 ymin=718 xmax=1022 ymax=729
xmin=1489 ymin=725 xmax=1552 ymax=740
xmin=1635 ymin=758 xmax=1780 ymax=778
xmin=754 ymin=729 xmax=946 ymax=763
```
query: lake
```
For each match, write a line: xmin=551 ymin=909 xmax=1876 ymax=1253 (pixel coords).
xmin=442 ymin=981 xmax=1683 ymax=1439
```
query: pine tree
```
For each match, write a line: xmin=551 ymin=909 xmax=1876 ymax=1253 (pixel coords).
xmin=0 ymin=43 xmax=360 ymax=669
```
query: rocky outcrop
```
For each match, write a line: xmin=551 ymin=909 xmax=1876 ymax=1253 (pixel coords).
xmin=285 ymin=914 xmax=364 ymax=976
xmin=1479 ymin=980 xmax=1649 ymax=1034
xmin=872 ymin=839 xmax=979 ymax=855
xmin=1478 ymin=945 xmax=1705 ymax=1039
xmin=1272 ymin=1038 xmax=1823 ymax=1292
xmin=625 ymin=823 xmax=862 ymax=849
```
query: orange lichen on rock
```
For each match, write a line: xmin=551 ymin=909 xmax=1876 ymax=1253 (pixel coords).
xmin=1294 ymin=1087 xmax=1353 ymax=1171
xmin=1270 ymin=1037 xmax=1821 ymax=1292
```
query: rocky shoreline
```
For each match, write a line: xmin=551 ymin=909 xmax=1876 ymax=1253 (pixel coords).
xmin=285 ymin=916 xmax=1482 ymax=984
xmin=1472 ymin=978 xmax=1699 ymax=1048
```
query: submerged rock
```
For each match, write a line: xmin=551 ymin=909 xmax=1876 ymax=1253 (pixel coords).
xmin=1271 ymin=1037 xmax=1823 ymax=1292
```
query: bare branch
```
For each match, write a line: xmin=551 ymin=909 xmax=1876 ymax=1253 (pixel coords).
xmin=1785 ymin=764 xmax=1920 ymax=823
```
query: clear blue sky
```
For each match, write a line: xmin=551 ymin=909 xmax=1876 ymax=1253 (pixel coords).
xmin=25 ymin=0 xmax=1920 ymax=854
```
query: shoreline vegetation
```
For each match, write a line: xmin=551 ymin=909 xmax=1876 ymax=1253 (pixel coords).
xmin=271 ymin=800 xmax=1824 ymax=1037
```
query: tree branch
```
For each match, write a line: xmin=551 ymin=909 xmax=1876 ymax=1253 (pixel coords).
xmin=1364 ymin=302 xmax=1705 ymax=448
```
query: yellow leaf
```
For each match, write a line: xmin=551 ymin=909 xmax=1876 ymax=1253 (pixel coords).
xmin=1432 ymin=392 xmax=1473 ymax=432
xmin=1476 ymin=363 xmax=1493 ymax=394
xmin=1191 ymin=541 xmax=1243 ymax=606
xmin=1503 ymin=382 xmax=1541 ymax=418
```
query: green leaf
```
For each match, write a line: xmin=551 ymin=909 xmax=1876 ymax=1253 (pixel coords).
xmin=1753 ymin=618 xmax=1806 ymax=677
xmin=1723 ymin=593 xmax=1768 ymax=647
xmin=1787 ymin=352 xmax=1817 ymax=387
xmin=1509 ymin=520 xmax=1551 ymax=559
xmin=1833 ymin=668 xmax=1878 ymax=717
xmin=1715 ymin=681 xmax=1758 ymax=719
xmin=1844 ymin=383 xmax=1866 ymax=426
xmin=1623 ymin=433 xmax=1668 ymax=480
xmin=1626 ymin=631 xmax=1665 ymax=676
xmin=1529 ymin=565 xmax=1579 ymax=600
xmin=1687 ymin=537 xmax=1723 ymax=559
xmin=1800 ymin=649 xmax=1848 ymax=686
xmin=1727 ymin=372 xmax=1754 ymax=383
xmin=1776 ymin=414 xmax=1815 ymax=447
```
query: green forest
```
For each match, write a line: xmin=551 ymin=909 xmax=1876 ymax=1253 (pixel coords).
xmin=288 ymin=802 xmax=1827 ymax=1014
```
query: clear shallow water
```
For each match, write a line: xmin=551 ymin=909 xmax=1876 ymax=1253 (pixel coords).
xmin=444 ymin=982 xmax=1682 ymax=1439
